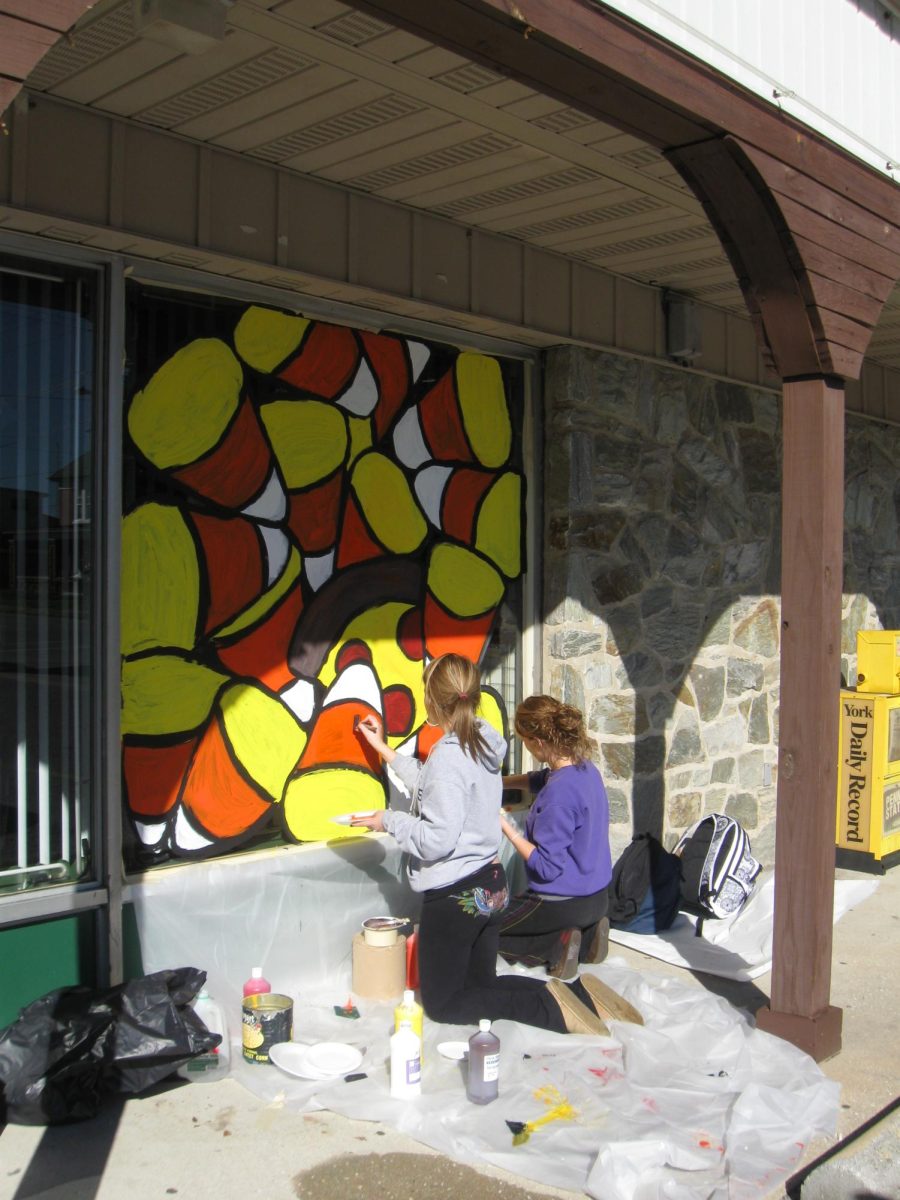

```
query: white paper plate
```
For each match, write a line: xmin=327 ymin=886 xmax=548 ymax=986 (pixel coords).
xmin=331 ymin=810 xmax=378 ymax=826
xmin=436 ymin=1041 xmax=469 ymax=1061
xmin=305 ymin=1042 xmax=363 ymax=1075
xmin=268 ymin=1041 xmax=362 ymax=1081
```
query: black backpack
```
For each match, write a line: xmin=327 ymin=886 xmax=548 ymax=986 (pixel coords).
xmin=608 ymin=833 xmax=683 ymax=934
xmin=673 ymin=813 xmax=761 ymax=922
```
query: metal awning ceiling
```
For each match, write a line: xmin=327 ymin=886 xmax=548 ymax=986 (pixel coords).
xmin=22 ymin=0 xmax=900 ymax=370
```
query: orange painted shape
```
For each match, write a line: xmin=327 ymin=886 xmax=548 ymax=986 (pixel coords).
xmin=180 ymin=716 xmax=272 ymax=839
xmin=359 ymin=331 xmax=410 ymax=438
xmin=415 ymin=721 xmax=445 ymax=760
xmin=418 ymin=371 xmax=472 ymax=463
xmin=335 ymin=492 xmax=385 ymax=570
xmin=286 ymin=472 xmax=343 ymax=553
xmin=191 ymin=511 xmax=265 ymax=633
xmin=424 ymin=593 xmax=495 ymax=663
xmin=123 ymin=737 xmax=197 ymax=818
xmin=173 ymin=397 xmax=271 ymax=508
xmin=442 ymin=468 xmax=495 ymax=544
xmin=216 ymin=582 xmax=305 ymax=692
xmin=299 ymin=698 xmax=381 ymax=774
xmin=279 ymin=322 xmax=359 ymax=398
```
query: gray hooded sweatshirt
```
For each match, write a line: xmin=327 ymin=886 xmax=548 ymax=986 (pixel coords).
xmin=382 ymin=718 xmax=507 ymax=893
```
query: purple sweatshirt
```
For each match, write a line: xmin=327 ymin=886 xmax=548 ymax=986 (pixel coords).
xmin=523 ymin=762 xmax=612 ymax=896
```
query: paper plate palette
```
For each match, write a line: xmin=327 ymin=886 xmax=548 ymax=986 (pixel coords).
xmin=331 ymin=810 xmax=378 ymax=826
xmin=269 ymin=1041 xmax=363 ymax=1081
xmin=436 ymin=1041 xmax=469 ymax=1061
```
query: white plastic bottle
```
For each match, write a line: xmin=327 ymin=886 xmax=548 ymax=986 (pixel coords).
xmin=466 ymin=1019 xmax=499 ymax=1104
xmin=178 ymin=987 xmax=231 ymax=1083
xmin=394 ymin=989 xmax=424 ymax=1063
xmin=389 ymin=1019 xmax=421 ymax=1099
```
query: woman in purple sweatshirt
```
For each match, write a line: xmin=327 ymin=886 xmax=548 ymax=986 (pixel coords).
xmin=499 ymin=695 xmax=612 ymax=983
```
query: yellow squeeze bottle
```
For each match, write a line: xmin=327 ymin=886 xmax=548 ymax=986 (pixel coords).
xmin=394 ymin=989 xmax=424 ymax=1063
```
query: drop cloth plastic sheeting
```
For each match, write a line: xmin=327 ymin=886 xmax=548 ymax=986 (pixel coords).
xmin=125 ymin=834 xmax=424 ymax=1016
xmin=609 ymin=872 xmax=879 ymax=981
xmin=230 ymin=959 xmax=839 ymax=1200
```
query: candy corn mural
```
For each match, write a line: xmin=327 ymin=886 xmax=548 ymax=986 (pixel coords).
xmin=122 ymin=291 xmax=524 ymax=863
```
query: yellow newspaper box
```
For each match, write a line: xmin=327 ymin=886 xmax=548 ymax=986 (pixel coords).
xmin=836 ymin=689 xmax=900 ymax=872
xmin=855 ymin=630 xmax=900 ymax=695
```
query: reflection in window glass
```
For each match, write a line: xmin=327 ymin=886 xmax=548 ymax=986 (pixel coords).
xmin=0 ymin=257 xmax=95 ymax=893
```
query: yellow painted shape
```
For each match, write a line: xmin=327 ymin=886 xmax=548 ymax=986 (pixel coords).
xmin=319 ymin=602 xmax=425 ymax=744
xmin=220 ymin=682 xmax=307 ymax=801
xmin=261 ymin=399 xmax=347 ymax=489
xmin=233 ymin=306 xmax=310 ymax=373
xmin=214 ymin=544 xmax=303 ymax=640
xmin=428 ymin=542 xmax=503 ymax=618
xmin=475 ymin=471 xmax=522 ymax=579
xmin=456 ymin=353 xmax=511 ymax=469
xmin=128 ymin=339 xmax=242 ymax=470
xmin=121 ymin=654 xmax=227 ymax=737
xmin=121 ymin=503 xmax=200 ymax=655
xmin=477 ymin=691 xmax=505 ymax=741
xmin=347 ymin=414 xmax=374 ymax=466
xmin=282 ymin=770 xmax=386 ymax=841
xmin=351 ymin=452 xmax=427 ymax=554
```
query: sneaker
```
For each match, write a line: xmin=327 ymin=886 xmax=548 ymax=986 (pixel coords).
xmin=546 ymin=978 xmax=609 ymax=1036
xmin=578 ymin=972 xmax=644 ymax=1025
xmin=581 ymin=917 xmax=610 ymax=964
xmin=547 ymin=928 xmax=582 ymax=980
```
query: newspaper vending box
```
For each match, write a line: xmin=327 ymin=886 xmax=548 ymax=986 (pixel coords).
xmin=836 ymin=687 xmax=900 ymax=873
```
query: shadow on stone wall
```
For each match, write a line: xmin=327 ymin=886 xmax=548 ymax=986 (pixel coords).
xmin=542 ymin=347 xmax=900 ymax=859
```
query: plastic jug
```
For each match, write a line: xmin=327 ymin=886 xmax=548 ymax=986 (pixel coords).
xmin=242 ymin=967 xmax=271 ymax=997
xmin=466 ymin=1019 xmax=499 ymax=1104
xmin=389 ymin=1020 xmax=421 ymax=1099
xmin=177 ymin=988 xmax=230 ymax=1083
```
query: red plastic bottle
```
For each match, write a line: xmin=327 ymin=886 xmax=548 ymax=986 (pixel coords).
xmin=242 ymin=967 xmax=272 ymax=998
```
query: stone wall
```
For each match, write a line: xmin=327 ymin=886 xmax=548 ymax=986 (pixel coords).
xmin=542 ymin=346 xmax=900 ymax=865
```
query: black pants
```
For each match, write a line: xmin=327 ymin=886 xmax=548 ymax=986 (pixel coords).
xmin=417 ymin=861 xmax=567 ymax=1033
xmin=497 ymin=887 xmax=609 ymax=968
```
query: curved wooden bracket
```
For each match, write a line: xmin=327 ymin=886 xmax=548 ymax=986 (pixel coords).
xmin=666 ymin=136 xmax=899 ymax=379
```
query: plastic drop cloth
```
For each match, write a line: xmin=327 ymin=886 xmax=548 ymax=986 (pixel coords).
xmin=126 ymin=837 xmax=845 ymax=1200
xmin=609 ymin=872 xmax=879 ymax=980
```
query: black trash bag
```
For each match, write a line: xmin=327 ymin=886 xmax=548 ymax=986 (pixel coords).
xmin=0 ymin=967 xmax=221 ymax=1125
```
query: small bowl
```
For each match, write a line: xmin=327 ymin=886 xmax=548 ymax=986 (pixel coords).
xmin=362 ymin=916 xmax=407 ymax=947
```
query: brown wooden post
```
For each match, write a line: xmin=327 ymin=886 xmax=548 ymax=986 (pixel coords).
xmin=755 ymin=376 xmax=845 ymax=1061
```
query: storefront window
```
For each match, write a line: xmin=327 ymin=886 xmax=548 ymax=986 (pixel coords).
xmin=0 ymin=256 xmax=96 ymax=894
xmin=123 ymin=282 xmax=526 ymax=868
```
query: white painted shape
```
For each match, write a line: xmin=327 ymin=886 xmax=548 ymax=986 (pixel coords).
xmin=260 ymin=523 xmax=290 ymax=585
xmin=135 ymin=820 xmax=166 ymax=847
xmin=407 ymin=340 xmax=431 ymax=381
xmin=598 ymin=0 xmax=899 ymax=178
xmin=414 ymin=464 xmax=452 ymax=526
xmin=324 ymin=661 xmax=383 ymax=712
xmin=305 ymin=549 xmax=334 ymax=591
xmin=242 ymin=469 xmax=287 ymax=522
xmin=337 ymin=358 xmax=379 ymax=416
xmin=173 ymin=806 xmax=215 ymax=851
xmin=393 ymin=407 xmax=430 ymax=468
xmin=281 ymin=678 xmax=317 ymax=724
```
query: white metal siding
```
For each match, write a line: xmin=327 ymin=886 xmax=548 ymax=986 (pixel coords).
xmin=597 ymin=0 xmax=899 ymax=180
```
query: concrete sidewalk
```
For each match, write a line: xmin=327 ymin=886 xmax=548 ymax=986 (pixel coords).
xmin=1 ymin=864 xmax=897 ymax=1200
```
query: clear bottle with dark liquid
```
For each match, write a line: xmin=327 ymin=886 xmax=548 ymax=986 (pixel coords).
xmin=466 ymin=1019 xmax=500 ymax=1104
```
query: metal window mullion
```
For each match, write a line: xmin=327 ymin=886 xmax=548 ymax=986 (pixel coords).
xmin=37 ymin=279 xmax=51 ymax=864
xmin=14 ymin=273 xmax=29 ymax=868
xmin=101 ymin=261 xmax=125 ymax=986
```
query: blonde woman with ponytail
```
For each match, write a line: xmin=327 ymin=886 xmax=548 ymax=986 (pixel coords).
xmin=353 ymin=657 xmax=608 ymax=1036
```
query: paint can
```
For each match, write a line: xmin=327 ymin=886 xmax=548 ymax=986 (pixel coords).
xmin=242 ymin=992 xmax=293 ymax=1064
